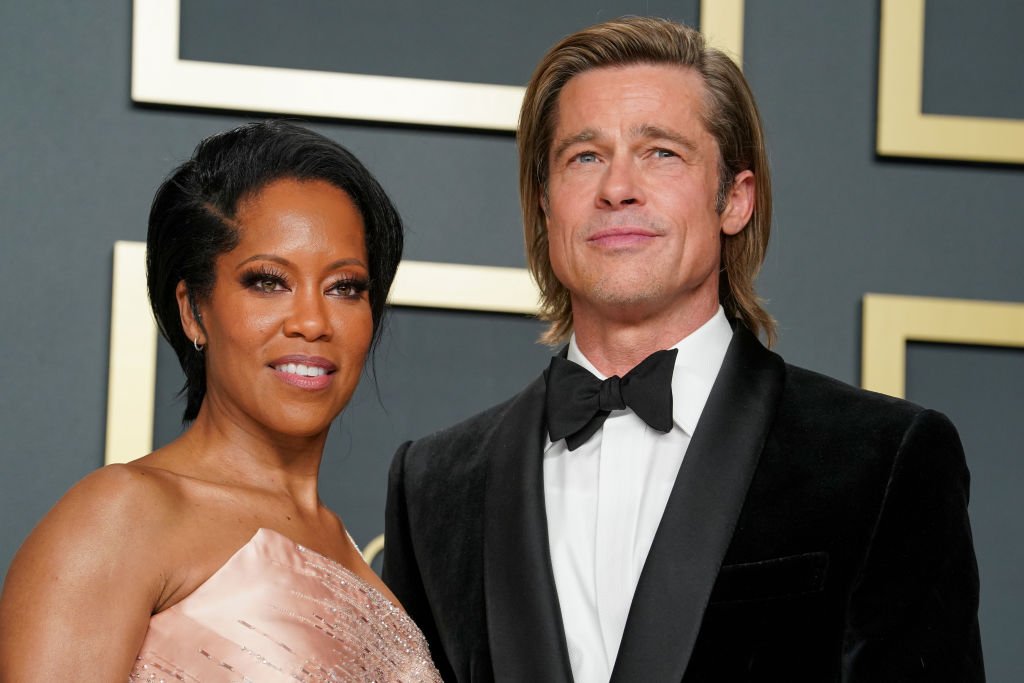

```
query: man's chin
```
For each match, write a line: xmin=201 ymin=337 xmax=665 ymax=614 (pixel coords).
xmin=573 ymin=287 xmax=665 ymax=322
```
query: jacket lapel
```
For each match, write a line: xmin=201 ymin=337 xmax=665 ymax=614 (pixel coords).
xmin=483 ymin=374 xmax=574 ymax=683
xmin=609 ymin=327 xmax=785 ymax=682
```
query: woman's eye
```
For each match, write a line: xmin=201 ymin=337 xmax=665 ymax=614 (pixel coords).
xmin=241 ymin=270 xmax=287 ymax=293
xmin=329 ymin=279 xmax=368 ymax=299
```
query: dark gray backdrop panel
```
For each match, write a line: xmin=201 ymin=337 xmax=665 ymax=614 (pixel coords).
xmin=180 ymin=0 xmax=699 ymax=86
xmin=923 ymin=0 xmax=1024 ymax=118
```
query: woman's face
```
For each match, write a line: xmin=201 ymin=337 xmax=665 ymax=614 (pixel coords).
xmin=182 ymin=178 xmax=373 ymax=439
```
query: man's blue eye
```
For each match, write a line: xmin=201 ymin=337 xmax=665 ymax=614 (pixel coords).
xmin=577 ymin=152 xmax=597 ymax=163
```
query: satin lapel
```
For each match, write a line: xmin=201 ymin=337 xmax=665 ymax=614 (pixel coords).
xmin=484 ymin=374 xmax=574 ymax=683
xmin=609 ymin=327 xmax=786 ymax=683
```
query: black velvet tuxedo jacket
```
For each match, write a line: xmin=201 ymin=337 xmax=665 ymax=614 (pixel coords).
xmin=383 ymin=326 xmax=984 ymax=682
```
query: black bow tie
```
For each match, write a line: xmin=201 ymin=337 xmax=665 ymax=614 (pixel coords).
xmin=545 ymin=348 xmax=678 ymax=451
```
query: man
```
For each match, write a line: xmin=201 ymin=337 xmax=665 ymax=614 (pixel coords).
xmin=384 ymin=17 xmax=983 ymax=682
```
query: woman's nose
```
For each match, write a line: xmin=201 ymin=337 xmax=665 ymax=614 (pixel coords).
xmin=282 ymin=289 xmax=333 ymax=341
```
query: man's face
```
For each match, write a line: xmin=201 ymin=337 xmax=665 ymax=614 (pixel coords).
xmin=544 ymin=64 xmax=752 ymax=327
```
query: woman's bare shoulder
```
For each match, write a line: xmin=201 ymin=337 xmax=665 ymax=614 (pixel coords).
xmin=44 ymin=461 xmax=188 ymax=534
xmin=0 ymin=462 xmax=191 ymax=679
xmin=2 ymin=462 xmax=188 ymax=595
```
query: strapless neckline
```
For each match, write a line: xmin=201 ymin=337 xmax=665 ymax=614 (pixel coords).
xmin=163 ymin=527 xmax=386 ymax=615
xmin=131 ymin=526 xmax=442 ymax=681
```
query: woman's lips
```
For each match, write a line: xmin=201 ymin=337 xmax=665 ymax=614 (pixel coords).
xmin=269 ymin=356 xmax=336 ymax=390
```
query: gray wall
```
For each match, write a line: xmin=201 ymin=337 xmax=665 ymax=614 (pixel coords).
xmin=2 ymin=1 xmax=1021 ymax=678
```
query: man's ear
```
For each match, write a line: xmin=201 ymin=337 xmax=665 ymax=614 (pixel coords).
xmin=175 ymin=280 xmax=204 ymax=347
xmin=721 ymin=169 xmax=755 ymax=236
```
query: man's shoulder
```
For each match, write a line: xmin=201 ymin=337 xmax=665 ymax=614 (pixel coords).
xmin=411 ymin=393 xmax=521 ymax=450
xmin=732 ymin=326 xmax=929 ymax=427
xmin=778 ymin=360 xmax=949 ymax=437
xmin=783 ymin=362 xmax=914 ymax=407
xmin=396 ymin=373 xmax=546 ymax=469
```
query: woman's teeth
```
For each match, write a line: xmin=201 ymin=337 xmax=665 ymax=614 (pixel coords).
xmin=275 ymin=363 xmax=326 ymax=377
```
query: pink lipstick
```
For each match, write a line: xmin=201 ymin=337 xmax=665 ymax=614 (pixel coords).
xmin=269 ymin=355 xmax=336 ymax=390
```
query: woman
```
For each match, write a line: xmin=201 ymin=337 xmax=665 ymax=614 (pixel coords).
xmin=0 ymin=121 xmax=441 ymax=681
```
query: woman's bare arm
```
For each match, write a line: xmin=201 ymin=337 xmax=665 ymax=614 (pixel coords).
xmin=0 ymin=465 xmax=173 ymax=681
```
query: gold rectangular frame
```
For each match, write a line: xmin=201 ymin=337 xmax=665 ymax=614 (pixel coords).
xmin=862 ymin=293 xmax=1024 ymax=399
xmin=105 ymin=242 xmax=158 ymax=465
xmin=132 ymin=1 xmax=745 ymax=131
xmin=877 ymin=0 xmax=1024 ymax=164
xmin=700 ymin=0 xmax=745 ymax=65
xmin=132 ymin=0 xmax=524 ymax=130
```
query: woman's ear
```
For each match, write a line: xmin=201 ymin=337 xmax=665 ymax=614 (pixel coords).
xmin=175 ymin=281 xmax=204 ymax=347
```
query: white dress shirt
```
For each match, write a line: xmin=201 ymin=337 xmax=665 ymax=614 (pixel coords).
xmin=543 ymin=308 xmax=733 ymax=683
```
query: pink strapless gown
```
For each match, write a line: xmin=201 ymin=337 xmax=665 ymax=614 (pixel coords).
xmin=129 ymin=528 xmax=441 ymax=682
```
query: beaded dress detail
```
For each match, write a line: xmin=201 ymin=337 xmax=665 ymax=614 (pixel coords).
xmin=129 ymin=528 xmax=441 ymax=682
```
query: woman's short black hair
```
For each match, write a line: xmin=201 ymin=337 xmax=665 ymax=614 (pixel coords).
xmin=147 ymin=120 xmax=404 ymax=422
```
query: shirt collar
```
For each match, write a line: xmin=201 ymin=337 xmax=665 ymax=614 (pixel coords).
xmin=565 ymin=306 xmax=733 ymax=436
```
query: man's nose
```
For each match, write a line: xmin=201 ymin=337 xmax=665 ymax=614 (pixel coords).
xmin=597 ymin=157 xmax=644 ymax=208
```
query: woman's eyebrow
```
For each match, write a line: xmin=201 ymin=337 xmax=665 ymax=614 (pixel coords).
xmin=234 ymin=254 xmax=367 ymax=271
xmin=235 ymin=253 xmax=293 ymax=270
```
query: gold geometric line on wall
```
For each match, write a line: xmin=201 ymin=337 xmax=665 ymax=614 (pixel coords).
xmin=700 ymin=0 xmax=745 ymax=66
xmin=861 ymin=293 xmax=1024 ymax=399
xmin=105 ymin=242 xmax=159 ymax=466
xmin=877 ymin=0 xmax=1024 ymax=164
xmin=104 ymin=241 xmax=540 ymax=465
xmin=390 ymin=260 xmax=538 ymax=314
xmin=132 ymin=0 xmax=746 ymax=131
xmin=132 ymin=0 xmax=524 ymax=130
xmin=362 ymin=534 xmax=386 ymax=567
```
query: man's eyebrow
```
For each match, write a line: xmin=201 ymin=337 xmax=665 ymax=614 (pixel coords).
xmin=552 ymin=125 xmax=699 ymax=161
xmin=551 ymin=129 xmax=599 ymax=161
xmin=631 ymin=124 xmax=698 ymax=153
